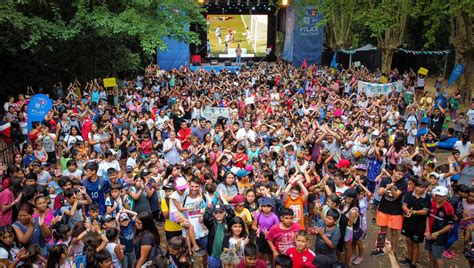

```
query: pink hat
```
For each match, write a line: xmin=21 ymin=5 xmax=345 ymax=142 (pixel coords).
xmin=244 ymin=165 xmax=253 ymax=172
xmin=174 ymin=177 xmax=188 ymax=191
xmin=231 ymin=194 xmax=246 ymax=205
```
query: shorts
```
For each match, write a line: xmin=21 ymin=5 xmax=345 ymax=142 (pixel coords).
xmin=425 ymin=240 xmax=444 ymax=259
xmin=415 ymin=86 xmax=424 ymax=91
xmin=197 ymin=236 xmax=208 ymax=251
xmin=208 ymin=256 xmax=222 ymax=268
xmin=401 ymin=228 xmax=424 ymax=244
xmin=376 ymin=211 xmax=403 ymax=230
xmin=165 ymin=230 xmax=182 ymax=241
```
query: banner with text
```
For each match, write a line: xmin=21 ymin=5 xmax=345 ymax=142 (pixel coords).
xmin=357 ymin=81 xmax=403 ymax=97
xmin=292 ymin=6 xmax=324 ymax=66
xmin=27 ymin=94 xmax=53 ymax=131
xmin=202 ymin=107 xmax=230 ymax=125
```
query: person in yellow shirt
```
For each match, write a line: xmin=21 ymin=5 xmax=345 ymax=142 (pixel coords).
xmin=232 ymin=194 xmax=253 ymax=231
xmin=161 ymin=182 xmax=182 ymax=240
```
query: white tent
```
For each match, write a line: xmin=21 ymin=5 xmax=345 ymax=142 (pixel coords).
xmin=340 ymin=44 xmax=378 ymax=66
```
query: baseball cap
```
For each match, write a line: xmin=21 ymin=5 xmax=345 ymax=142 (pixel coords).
xmin=125 ymin=166 xmax=134 ymax=173
xmin=400 ymin=158 xmax=416 ymax=166
xmin=235 ymin=169 xmax=250 ymax=178
xmin=433 ymin=186 xmax=449 ymax=197
xmin=341 ymin=188 xmax=358 ymax=199
xmin=231 ymin=194 xmax=246 ymax=205
xmin=174 ymin=177 xmax=188 ymax=191
xmin=258 ymin=197 xmax=275 ymax=208
xmin=162 ymin=182 xmax=174 ymax=190
xmin=213 ymin=204 xmax=226 ymax=213
xmin=104 ymin=215 xmax=115 ymax=222
xmin=335 ymin=159 xmax=351 ymax=169
xmin=120 ymin=213 xmax=130 ymax=222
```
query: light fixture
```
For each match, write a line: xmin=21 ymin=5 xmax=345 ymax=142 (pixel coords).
xmin=197 ymin=0 xmax=205 ymax=4
xmin=281 ymin=0 xmax=290 ymax=7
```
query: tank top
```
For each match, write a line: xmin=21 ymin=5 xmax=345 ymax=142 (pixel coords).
xmin=105 ymin=242 xmax=122 ymax=268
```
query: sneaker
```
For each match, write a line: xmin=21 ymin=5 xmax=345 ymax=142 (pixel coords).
xmin=442 ymin=250 xmax=454 ymax=259
xmin=193 ymin=248 xmax=206 ymax=257
xmin=371 ymin=249 xmax=385 ymax=256
xmin=352 ymin=256 xmax=364 ymax=265
xmin=446 ymin=249 xmax=457 ymax=257
xmin=371 ymin=218 xmax=376 ymax=225
xmin=350 ymin=255 xmax=357 ymax=264
xmin=399 ymin=258 xmax=412 ymax=265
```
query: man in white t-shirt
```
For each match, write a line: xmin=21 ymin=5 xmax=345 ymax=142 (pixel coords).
xmin=236 ymin=121 xmax=256 ymax=147
xmin=98 ymin=150 xmax=121 ymax=180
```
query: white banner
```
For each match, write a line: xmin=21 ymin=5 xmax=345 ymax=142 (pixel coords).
xmin=202 ymin=107 xmax=230 ymax=125
xmin=357 ymin=80 xmax=403 ymax=97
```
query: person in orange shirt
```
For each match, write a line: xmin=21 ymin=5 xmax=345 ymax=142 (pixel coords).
xmin=283 ymin=174 xmax=309 ymax=229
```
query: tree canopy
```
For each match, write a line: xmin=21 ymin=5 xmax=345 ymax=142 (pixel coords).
xmin=0 ymin=0 xmax=206 ymax=92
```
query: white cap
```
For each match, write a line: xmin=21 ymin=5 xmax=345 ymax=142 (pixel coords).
xmin=433 ymin=186 xmax=449 ymax=197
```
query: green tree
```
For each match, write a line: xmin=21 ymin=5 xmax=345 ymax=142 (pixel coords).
xmin=0 ymin=0 xmax=206 ymax=92
xmin=424 ymin=0 xmax=474 ymax=102
xmin=360 ymin=0 xmax=421 ymax=73
xmin=313 ymin=0 xmax=359 ymax=50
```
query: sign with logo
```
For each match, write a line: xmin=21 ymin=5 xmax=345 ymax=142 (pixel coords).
xmin=27 ymin=94 xmax=53 ymax=131
xmin=357 ymin=81 xmax=403 ymax=97
xmin=202 ymin=107 xmax=230 ymax=125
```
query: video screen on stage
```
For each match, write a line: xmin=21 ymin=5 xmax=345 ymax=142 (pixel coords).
xmin=207 ymin=14 xmax=268 ymax=58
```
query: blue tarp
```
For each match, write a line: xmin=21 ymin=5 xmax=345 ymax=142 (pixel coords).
xmin=190 ymin=65 xmax=241 ymax=73
xmin=157 ymin=37 xmax=190 ymax=71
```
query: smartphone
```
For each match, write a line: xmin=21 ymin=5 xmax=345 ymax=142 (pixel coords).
xmin=376 ymin=232 xmax=386 ymax=249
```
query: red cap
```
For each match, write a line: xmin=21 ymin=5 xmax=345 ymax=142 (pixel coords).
xmin=335 ymin=159 xmax=351 ymax=169
xmin=231 ymin=194 xmax=246 ymax=205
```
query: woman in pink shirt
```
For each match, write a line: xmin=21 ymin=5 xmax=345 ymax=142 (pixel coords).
xmin=0 ymin=180 xmax=22 ymax=227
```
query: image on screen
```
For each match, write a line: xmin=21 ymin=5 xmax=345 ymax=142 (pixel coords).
xmin=207 ymin=14 xmax=268 ymax=58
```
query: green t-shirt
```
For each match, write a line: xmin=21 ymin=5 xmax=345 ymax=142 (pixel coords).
xmin=211 ymin=222 xmax=225 ymax=257
xmin=60 ymin=157 xmax=71 ymax=171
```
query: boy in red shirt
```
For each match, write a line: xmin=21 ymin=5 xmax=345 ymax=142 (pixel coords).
xmin=266 ymin=208 xmax=302 ymax=257
xmin=287 ymin=230 xmax=317 ymax=268
xmin=237 ymin=243 xmax=267 ymax=268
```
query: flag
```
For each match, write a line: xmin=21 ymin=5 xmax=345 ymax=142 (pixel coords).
xmin=302 ymin=59 xmax=308 ymax=68
xmin=0 ymin=121 xmax=11 ymax=144
xmin=448 ymin=64 xmax=465 ymax=87
xmin=330 ymin=52 xmax=338 ymax=69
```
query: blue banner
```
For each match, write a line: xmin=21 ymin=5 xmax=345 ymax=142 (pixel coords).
xmin=157 ymin=37 xmax=190 ymax=71
xmin=448 ymin=64 xmax=465 ymax=87
xmin=27 ymin=94 xmax=53 ymax=131
xmin=282 ymin=6 xmax=295 ymax=63
xmin=292 ymin=6 xmax=324 ymax=66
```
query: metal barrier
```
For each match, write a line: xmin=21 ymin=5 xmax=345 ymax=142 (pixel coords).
xmin=0 ymin=136 xmax=16 ymax=164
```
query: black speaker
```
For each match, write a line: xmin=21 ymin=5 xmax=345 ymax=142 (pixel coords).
xmin=210 ymin=60 xmax=218 ymax=65
xmin=192 ymin=61 xmax=201 ymax=66
xmin=225 ymin=61 xmax=231 ymax=66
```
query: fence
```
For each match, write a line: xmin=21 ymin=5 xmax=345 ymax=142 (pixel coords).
xmin=0 ymin=136 xmax=16 ymax=165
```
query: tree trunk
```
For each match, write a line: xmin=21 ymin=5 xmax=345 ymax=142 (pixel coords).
xmin=455 ymin=50 xmax=474 ymax=102
xmin=381 ymin=48 xmax=394 ymax=74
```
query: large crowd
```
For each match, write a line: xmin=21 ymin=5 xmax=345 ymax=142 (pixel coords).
xmin=0 ymin=61 xmax=473 ymax=268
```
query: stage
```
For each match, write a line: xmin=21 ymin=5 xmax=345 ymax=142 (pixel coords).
xmin=190 ymin=63 xmax=242 ymax=73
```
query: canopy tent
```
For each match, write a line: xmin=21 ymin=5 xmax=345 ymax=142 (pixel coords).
xmin=397 ymin=48 xmax=452 ymax=77
xmin=339 ymin=44 xmax=378 ymax=67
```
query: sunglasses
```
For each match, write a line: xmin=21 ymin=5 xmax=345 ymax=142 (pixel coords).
xmin=261 ymin=204 xmax=272 ymax=208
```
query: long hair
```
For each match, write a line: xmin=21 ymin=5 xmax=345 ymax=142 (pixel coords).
xmin=46 ymin=244 xmax=67 ymax=268
xmin=227 ymin=216 xmax=247 ymax=238
xmin=136 ymin=211 xmax=160 ymax=245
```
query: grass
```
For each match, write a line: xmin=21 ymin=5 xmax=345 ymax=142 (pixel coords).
xmin=207 ymin=15 xmax=268 ymax=57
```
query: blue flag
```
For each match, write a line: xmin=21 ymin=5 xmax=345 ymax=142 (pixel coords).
xmin=448 ymin=64 xmax=465 ymax=87
xmin=330 ymin=52 xmax=338 ymax=69
xmin=27 ymin=94 xmax=53 ymax=131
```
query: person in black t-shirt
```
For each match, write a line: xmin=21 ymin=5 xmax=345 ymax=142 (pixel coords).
xmin=425 ymin=186 xmax=454 ymax=268
xmin=400 ymin=178 xmax=431 ymax=266
xmin=428 ymin=106 xmax=446 ymax=137
xmin=372 ymin=165 xmax=408 ymax=256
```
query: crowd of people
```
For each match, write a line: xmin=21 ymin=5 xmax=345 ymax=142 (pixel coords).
xmin=0 ymin=61 xmax=473 ymax=268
